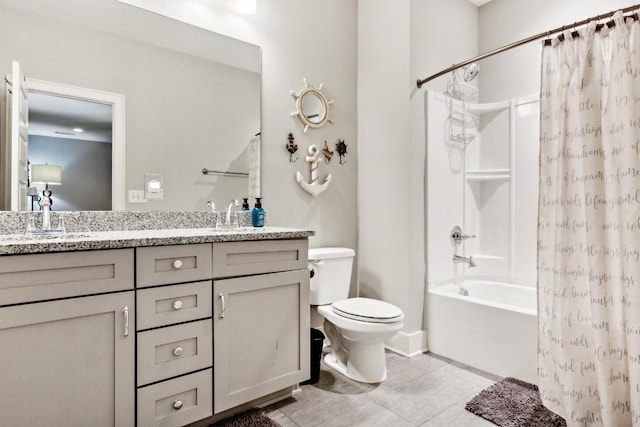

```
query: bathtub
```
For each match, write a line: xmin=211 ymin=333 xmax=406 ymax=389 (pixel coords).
xmin=427 ymin=280 xmax=537 ymax=384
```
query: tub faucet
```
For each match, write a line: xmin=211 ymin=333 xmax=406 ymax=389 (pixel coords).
xmin=453 ymin=254 xmax=476 ymax=267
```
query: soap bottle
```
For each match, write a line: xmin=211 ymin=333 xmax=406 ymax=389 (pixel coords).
xmin=242 ymin=198 xmax=250 ymax=210
xmin=252 ymin=197 xmax=265 ymax=227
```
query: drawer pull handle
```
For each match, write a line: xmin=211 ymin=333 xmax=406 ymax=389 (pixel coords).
xmin=122 ymin=306 xmax=129 ymax=337
xmin=173 ymin=400 xmax=183 ymax=410
xmin=172 ymin=300 xmax=183 ymax=310
xmin=172 ymin=347 xmax=184 ymax=357
xmin=172 ymin=259 xmax=184 ymax=269
xmin=219 ymin=293 xmax=225 ymax=319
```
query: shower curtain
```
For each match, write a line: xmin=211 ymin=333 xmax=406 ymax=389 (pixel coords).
xmin=538 ymin=12 xmax=640 ymax=426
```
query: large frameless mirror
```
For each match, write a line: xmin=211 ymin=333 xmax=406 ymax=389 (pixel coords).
xmin=0 ymin=0 xmax=261 ymax=211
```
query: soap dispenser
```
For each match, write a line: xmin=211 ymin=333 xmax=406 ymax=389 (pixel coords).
xmin=252 ymin=197 xmax=265 ymax=227
xmin=242 ymin=198 xmax=250 ymax=210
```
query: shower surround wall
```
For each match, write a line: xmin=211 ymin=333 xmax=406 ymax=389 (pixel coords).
xmin=425 ymin=89 xmax=540 ymax=380
xmin=426 ymin=91 xmax=539 ymax=286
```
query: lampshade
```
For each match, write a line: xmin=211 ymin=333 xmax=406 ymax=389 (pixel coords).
xmin=31 ymin=164 xmax=62 ymax=185
xmin=236 ymin=0 xmax=256 ymax=14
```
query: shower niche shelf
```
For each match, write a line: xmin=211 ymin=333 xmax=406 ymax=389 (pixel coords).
xmin=465 ymin=169 xmax=510 ymax=181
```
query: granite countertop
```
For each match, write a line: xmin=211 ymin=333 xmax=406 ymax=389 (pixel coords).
xmin=0 ymin=227 xmax=315 ymax=256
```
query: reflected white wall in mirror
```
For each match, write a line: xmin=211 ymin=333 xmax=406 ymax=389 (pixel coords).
xmin=0 ymin=0 xmax=261 ymax=212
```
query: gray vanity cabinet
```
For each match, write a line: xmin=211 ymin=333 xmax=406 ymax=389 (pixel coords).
xmin=0 ymin=236 xmax=310 ymax=427
xmin=0 ymin=250 xmax=135 ymax=427
xmin=211 ymin=240 xmax=310 ymax=414
xmin=135 ymin=244 xmax=214 ymax=427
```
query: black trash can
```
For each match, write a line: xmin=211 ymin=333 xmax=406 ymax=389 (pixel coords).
xmin=301 ymin=328 xmax=325 ymax=385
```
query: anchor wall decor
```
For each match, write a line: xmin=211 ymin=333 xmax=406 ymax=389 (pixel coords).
xmin=296 ymin=144 xmax=332 ymax=197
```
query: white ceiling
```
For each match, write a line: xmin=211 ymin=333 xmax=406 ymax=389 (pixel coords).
xmin=28 ymin=93 xmax=113 ymax=143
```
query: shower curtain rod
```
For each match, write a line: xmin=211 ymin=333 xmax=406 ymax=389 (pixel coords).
xmin=416 ymin=3 xmax=640 ymax=88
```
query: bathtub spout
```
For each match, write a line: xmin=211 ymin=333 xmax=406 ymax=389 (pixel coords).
xmin=453 ymin=254 xmax=476 ymax=267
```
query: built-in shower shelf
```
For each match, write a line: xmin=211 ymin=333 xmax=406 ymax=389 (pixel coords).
xmin=465 ymin=169 xmax=510 ymax=181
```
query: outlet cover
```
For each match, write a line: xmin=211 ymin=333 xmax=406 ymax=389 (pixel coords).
xmin=144 ymin=173 xmax=164 ymax=200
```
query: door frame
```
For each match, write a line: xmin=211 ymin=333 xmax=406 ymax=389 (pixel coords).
xmin=26 ymin=78 xmax=126 ymax=210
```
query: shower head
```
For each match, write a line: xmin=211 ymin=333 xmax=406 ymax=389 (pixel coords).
xmin=461 ymin=63 xmax=479 ymax=82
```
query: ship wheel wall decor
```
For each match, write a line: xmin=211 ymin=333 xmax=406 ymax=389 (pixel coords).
xmin=290 ymin=78 xmax=334 ymax=132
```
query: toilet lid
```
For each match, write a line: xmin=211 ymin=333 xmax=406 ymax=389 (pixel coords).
xmin=332 ymin=297 xmax=404 ymax=324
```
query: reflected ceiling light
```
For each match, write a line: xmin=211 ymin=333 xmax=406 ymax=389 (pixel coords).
xmin=236 ymin=0 xmax=256 ymax=14
xmin=73 ymin=127 xmax=84 ymax=133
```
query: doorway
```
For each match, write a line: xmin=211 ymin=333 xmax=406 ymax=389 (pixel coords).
xmin=26 ymin=78 xmax=125 ymax=210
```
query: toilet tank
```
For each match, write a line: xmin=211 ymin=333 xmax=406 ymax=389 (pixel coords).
xmin=308 ymin=247 xmax=355 ymax=305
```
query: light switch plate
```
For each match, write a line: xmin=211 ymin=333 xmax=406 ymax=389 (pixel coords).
xmin=128 ymin=190 xmax=147 ymax=203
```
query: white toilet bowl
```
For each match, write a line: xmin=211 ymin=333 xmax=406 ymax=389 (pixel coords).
xmin=317 ymin=297 xmax=404 ymax=383
xmin=308 ymin=247 xmax=404 ymax=383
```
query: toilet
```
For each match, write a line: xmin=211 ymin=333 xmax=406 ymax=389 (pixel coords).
xmin=309 ymin=247 xmax=404 ymax=383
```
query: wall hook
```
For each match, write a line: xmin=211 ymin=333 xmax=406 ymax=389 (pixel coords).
xmin=335 ymin=139 xmax=348 ymax=164
xmin=286 ymin=132 xmax=298 ymax=162
xmin=322 ymin=140 xmax=334 ymax=164
xmin=296 ymin=144 xmax=332 ymax=197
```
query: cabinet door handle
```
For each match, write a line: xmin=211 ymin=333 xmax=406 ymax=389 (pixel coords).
xmin=122 ymin=306 xmax=129 ymax=337
xmin=172 ymin=300 xmax=183 ymax=310
xmin=173 ymin=400 xmax=183 ymax=410
xmin=172 ymin=347 xmax=183 ymax=357
xmin=219 ymin=293 xmax=225 ymax=319
xmin=172 ymin=259 xmax=184 ymax=269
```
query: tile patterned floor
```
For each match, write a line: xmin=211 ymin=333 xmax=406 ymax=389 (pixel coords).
xmin=264 ymin=351 xmax=500 ymax=426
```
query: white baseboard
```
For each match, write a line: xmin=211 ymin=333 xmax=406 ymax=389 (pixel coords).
xmin=385 ymin=329 xmax=428 ymax=357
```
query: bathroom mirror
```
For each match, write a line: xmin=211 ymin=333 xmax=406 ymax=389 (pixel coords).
xmin=0 ymin=0 xmax=261 ymax=211
xmin=291 ymin=79 xmax=333 ymax=132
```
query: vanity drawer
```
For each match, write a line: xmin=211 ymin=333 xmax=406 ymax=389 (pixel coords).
xmin=137 ymin=319 xmax=212 ymax=386
xmin=137 ymin=368 xmax=212 ymax=427
xmin=0 ymin=249 xmax=134 ymax=306
xmin=137 ymin=281 xmax=212 ymax=331
xmin=136 ymin=244 xmax=212 ymax=288
xmin=212 ymin=239 xmax=308 ymax=278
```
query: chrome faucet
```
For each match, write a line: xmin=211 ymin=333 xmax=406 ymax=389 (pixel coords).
xmin=39 ymin=194 xmax=53 ymax=230
xmin=207 ymin=200 xmax=222 ymax=227
xmin=450 ymin=226 xmax=476 ymax=246
xmin=225 ymin=199 xmax=239 ymax=225
xmin=453 ymin=254 xmax=476 ymax=267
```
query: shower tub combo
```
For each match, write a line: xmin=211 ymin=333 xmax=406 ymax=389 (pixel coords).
xmin=427 ymin=280 xmax=537 ymax=384
xmin=425 ymin=81 xmax=540 ymax=384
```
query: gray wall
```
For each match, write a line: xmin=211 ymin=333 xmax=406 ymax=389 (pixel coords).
xmin=130 ymin=0 xmax=359 ymax=272
xmin=478 ymin=0 xmax=634 ymax=102
xmin=29 ymin=135 xmax=112 ymax=211
xmin=0 ymin=5 xmax=259 ymax=212
xmin=358 ymin=0 xmax=478 ymax=354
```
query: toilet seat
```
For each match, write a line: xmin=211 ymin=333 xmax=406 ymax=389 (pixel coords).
xmin=332 ymin=297 xmax=403 ymax=324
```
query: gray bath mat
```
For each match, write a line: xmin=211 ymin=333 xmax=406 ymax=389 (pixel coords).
xmin=465 ymin=377 xmax=566 ymax=427
xmin=211 ymin=408 xmax=281 ymax=427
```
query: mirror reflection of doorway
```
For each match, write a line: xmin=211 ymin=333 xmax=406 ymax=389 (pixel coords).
xmin=28 ymin=92 xmax=113 ymax=211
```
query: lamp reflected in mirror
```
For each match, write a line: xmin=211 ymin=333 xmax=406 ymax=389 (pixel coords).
xmin=30 ymin=164 xmax=62 ymax=211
